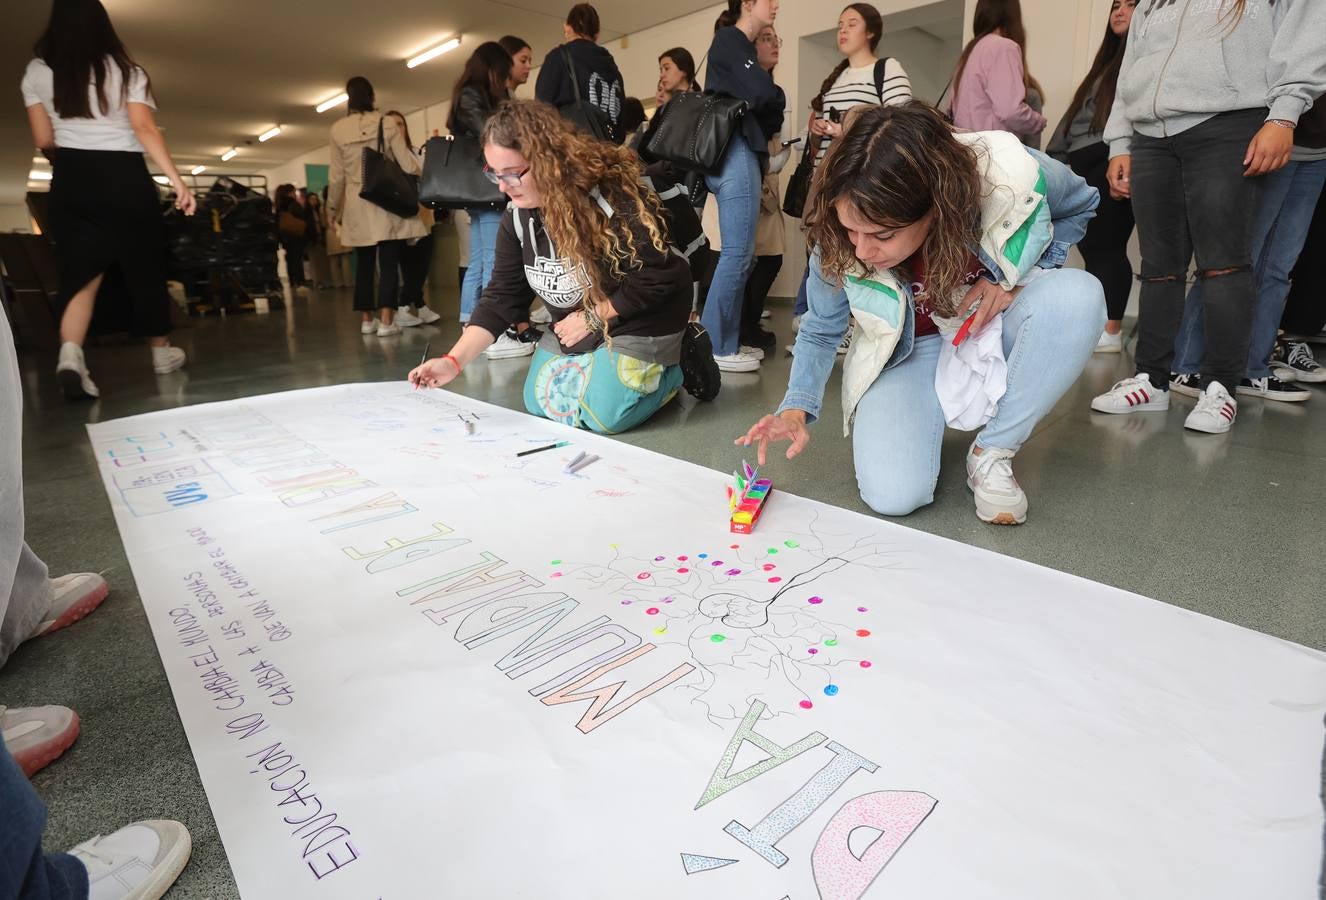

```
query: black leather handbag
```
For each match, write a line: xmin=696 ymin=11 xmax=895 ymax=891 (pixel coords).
xmin=418 ymin=135 xmax=506 ymax=210
xmin=359 ymin=117 xmax=419 ymax=219
xmin=643 ymin=91 xmax=748 ymax=176
xmin=781 ymin=135 xmax=819 ymax=218
xmin=557 ymin=47 xmax=614 ymax=143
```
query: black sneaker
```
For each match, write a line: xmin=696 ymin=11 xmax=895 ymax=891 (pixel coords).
xmin=1236 ymin=375 xmax=1311 ymax=403
xmin=1271 ymin=340 xmax=1326 ymax=383
xmin=680 ymin=321 xmax=721 ymax=401
xmin=1169 ymin=372 xmax=1205 ymax=398
xmin=740 ymin=328 xmax=777 ymax=351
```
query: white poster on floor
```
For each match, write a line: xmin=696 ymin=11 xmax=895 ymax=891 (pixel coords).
xmin=87 ymin=382 xmax=1326 ymax=900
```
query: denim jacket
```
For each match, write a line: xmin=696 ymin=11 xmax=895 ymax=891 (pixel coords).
xmin=778 ymin=131 xmax=1099 ymax=434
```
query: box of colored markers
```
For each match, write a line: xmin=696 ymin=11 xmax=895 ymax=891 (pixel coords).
xmin=729 ymin=462 xmax=773 ymax=534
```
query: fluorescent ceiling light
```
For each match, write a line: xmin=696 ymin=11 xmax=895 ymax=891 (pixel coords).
xmin=221 ymin=147 xmax=238 ymax=161
xmin=153 ymin=175 xmax=171 ymax=185
xmin=258 ymin=126 xmax=281 ymax=142
xmin=27 ymin=170 xmax=52 ymax=181
xmin=407 ymin=37 xmax=460 ymax=68
xmin=190 ymin=165 xmax=206 ymax=175
xmin=316 ymin=92 xmax=348 ymax=113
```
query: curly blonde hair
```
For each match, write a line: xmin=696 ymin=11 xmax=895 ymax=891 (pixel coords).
xmin=481 ymin=100 xmax=668 ymax=318
xmin=805 ymin=102 xmax=983 ymax=318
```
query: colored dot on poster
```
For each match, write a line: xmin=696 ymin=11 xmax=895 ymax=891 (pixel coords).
xmin=676 ymin=567 xmax=689 ymax=574
xmin=646 ymin=608 xmax=659 ymax=615
xmin=711 ymin=560 xmax=723 ymax=566
xmin=620 ymin=600 xmax=632 ymax=606
xmin=698 ymin=553 xmax=709 ymax=559
xmin=654 ymin=556 xmax=665 ymax=562
xmin=799 ymin=700 xmax=814 ymax=710
xmin=824 ymin=639 xmax=839 ymax=647
xmin=823 ymin=684 xmax=840 ymax=696
xmin=767 ymin=548 xmax=778 ymax=555
xmin=729 ymin=544 xmax=740 ymax=550
xmin=637 ymin=573 xmax=650 ymax=580
xmin=768 ymin=577 xmax=782 ymax=583
xmin=857 ymin=606 xmax=868 ymax=613
xmin=550 ymin=559 xmax=562 ymax=565
xmin=653 ymin=626 xmax=668 ymax=635
xmin=610 ymin=544 xmax=618 ymax=549
xmin=550 ymin=572 xmax=563 ymax=578
xmin=784 ymin=540 xmax=800 ymax=549
xmin=663 ymin=597 xmax=675 ymax=604
xmin=710 ymin=634 xmax=726 ymax=643
xmin=762 ymin=563 xmax=776 ymax=571
xmin=860 ymin=660 xmax=873 ymax=668
xmin=856 ymin=629 xmax=872 ymax=637
xmin=807 ymin=648 xmax=818 ymax=655
xmin=678 ymin=555 xmax=689 ymax=561
xmin=807 ymin=596 xmax=823 ymax=605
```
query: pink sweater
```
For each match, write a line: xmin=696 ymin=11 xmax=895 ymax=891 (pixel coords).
xmin=951 ymin=34 xmax=1046 ymax=139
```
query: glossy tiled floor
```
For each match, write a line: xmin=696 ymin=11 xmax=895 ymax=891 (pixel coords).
xmin=4 ymin=285 xmax=1324 ymax=897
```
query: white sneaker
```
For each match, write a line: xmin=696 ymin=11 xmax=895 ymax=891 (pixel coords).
xmin=965 ymin=443 xmax=1027 ymax=525
xmin=69 ymin=820 xmax=192 ymax=900
xmin=360 ymin=319 xmax=378 ymax=335
xmin=56 ymin=342 xmax=99 ymax=400
xmin=740 ymin=344 xmax=765 ymax=361
xmin=415 ymin=305 xmax=442 ymax=324
xmin=713 ymin=349 xmax=762 ymax=372
xmin=530 ymin=304 xmax=552 ymax=325
xmin=760 ymin=309 xmax=772 ymax=320
xmin=33 ymin=573 xmax=109 ymax=637
xmin=1094 ymin=330 xmax=1122 ymax=353
xmin=394 ymin=308 xmax=423 ymax=327
xmin=151 ymin=346 xmax=186 ymax=375
xmin=485 ymin=331 xmax=536 ymax=359
xmin=1 ymin=704 xmax=79 ymax=776
xmin=376 ymin=322 xmax=402 ymax=337
xmin=1184 ymin=380 xmax=1237 ymax=434
xmin=1090 ymin=373 xmax=1170 ymax=414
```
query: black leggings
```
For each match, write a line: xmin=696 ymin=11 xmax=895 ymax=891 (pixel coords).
xmin=742 ymin=254 xmax=783 ymax=336
xmin=398 ymin=234 xmax=434 ymax=308
xmin=353 ymin=240 xmax=404 ymax=313
xmin=1070 ymin=143 xmax=1134 ymax=322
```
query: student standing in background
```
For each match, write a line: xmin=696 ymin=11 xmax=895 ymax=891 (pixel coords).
xmin=535 ymin=4 xmax=626 ymax=138
xmin=949 ymin=0 xmax=1047 ymax=145
xmin=499 ymin=35 xmax=533 ymax=94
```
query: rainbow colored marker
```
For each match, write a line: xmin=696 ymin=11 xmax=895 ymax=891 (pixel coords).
xmin=729 ymin=459 xmax=773 ymax=534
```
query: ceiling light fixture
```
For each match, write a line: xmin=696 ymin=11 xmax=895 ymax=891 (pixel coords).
xmin=406 ymin=37 xmax=461 ymax=69
xmin=258 ymin=126 xmax=281 ymax=143
xmin=191 ymin=165 xmax=207 ymax=175
xmin=153 ymin=175 xmax=171 ymax=185
xmin=27 ymin=170 xmax=52 ymax=181
xmin=220 ymin=147 xmax=238 ymax=161
xmin=316 ymin=92 xmax=349 ymax=113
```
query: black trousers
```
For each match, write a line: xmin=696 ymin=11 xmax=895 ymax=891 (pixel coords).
xmin=353 ymin=240 xmax=405 ymax=313
xmin=741 ymin=254 xmax=783 ymax=337
xmin=1281 ymin=178 xmax=1326 ymax=335
xmin=399 ymin=234 xmax=434 ymax=308
xmin=1130 ymin=109 xmax=1264 ymax=391
xmin=281 ymin=238 xmax=306 ymax=287
xmin=1070 ymin=143 xmax=1134 ymax=322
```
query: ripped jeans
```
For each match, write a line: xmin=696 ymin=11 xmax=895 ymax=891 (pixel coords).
xmin=1129 ymin=108 xmax=1264 ymax=392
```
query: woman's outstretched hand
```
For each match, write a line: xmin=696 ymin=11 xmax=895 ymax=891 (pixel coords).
xmin=735 ymin=410 xmax=811 ymax=466
xmin=409 ymin=356 xmax=459 ymax=390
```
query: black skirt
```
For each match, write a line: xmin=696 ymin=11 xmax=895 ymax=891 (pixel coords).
xmin=49 ymin=148 xmax=171 ymax=337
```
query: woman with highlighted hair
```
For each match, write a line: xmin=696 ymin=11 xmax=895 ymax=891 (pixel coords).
xmin=409 ymin=100 xmax=718 ymax=433
xmin=738 ymin=103 xmax=1103 ymax=525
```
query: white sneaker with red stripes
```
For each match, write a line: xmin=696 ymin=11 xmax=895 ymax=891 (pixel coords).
xmin=1090 ymin=373 xmax=1170 ymax=414
xmin=1184 ymin=380 xmax=1237 ymax=433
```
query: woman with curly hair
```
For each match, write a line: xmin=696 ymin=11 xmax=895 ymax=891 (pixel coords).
xmin=409 ymin=100 xmax=711 ymax=434
xmin=737 ymin=102 xmax=1103 ymax=525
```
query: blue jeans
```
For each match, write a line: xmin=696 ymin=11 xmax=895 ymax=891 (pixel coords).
xmin=1173 ymin=158 xmax=1326 ymax=379
xmin=460 ymin=209 xmax=504 ymax=323
xmin=852 ymin=268 xmax=1104 ymax=516
xmin=0 ymin=742 xmax=88 ymax=899
xmin=701 ymin=138 xmax=760 ymax=355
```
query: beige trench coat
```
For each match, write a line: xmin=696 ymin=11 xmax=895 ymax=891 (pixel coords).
xmin=326 ymin=111 xmax=427 ymax=247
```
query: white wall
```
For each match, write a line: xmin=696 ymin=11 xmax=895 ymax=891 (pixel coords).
xmin=0 ymin=204 xmax=33 ymax=232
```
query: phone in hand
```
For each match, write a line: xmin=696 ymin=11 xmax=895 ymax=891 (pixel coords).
xmin=781 ymin=136 xmax=803 ymax=148
xmin=828 ymin=108 xmax=842 ymax=124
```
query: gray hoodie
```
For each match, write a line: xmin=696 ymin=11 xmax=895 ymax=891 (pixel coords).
xmin=1104 ymin=0 xmax=1326 ymax=158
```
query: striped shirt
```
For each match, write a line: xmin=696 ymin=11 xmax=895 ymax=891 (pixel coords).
xmin=813 ymin=59 xmax=912 ymax=166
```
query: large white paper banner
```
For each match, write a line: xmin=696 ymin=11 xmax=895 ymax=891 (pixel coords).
xmin=87 ymin=383 xmax=1326 ymax=899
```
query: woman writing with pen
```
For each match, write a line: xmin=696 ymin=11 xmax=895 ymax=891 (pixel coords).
xmin=737 ymin=102 xmax=1102 ymax=526
xmin=409 ymin=100 xmax=715 ymax=434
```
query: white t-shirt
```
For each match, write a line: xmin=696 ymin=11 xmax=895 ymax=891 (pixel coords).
xmin=813 ymin=58 xmax=911 ymax=166
xmin=21 ymin=57 xmax=155 ymax=152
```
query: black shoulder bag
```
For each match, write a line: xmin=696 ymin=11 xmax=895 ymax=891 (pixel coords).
xmin=359 ymin=117 xmax=419 ymax=219
xmin=418 ymin=135 xmax=506 ymax=210
xmin=557 ymin=47 xmax=615 ymax=143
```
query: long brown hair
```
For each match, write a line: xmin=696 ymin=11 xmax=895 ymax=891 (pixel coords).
xmin=806 ymin=102 xmax=983 ymax=318
xmin=446 ymin=42 xmax=512 ymax=133
xmin=951 ymin=0 xmax=1042 ymax=107
xmin=1062 ymin=3 xmax=1130 ymax=136
xmin=480 ymin=100 xmax=667 ymax=312
xmin=811 ymin=4 xmax=884 ymax=112
xmin=35 ymin=0 xmax=152 ymax=119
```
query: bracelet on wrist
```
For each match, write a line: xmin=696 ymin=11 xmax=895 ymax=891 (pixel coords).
xmin=1267 ymin=119 xmax=1295 ymax=130
xmin=442 ymin=353 xmax=462 ymax=373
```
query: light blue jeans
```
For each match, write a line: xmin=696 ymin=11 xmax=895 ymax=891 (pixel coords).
xmin=853 ymin=268 xmax=1104 ymax=516
xmin=460 ymin=208 xmax=504 ymax=323
xmin=1173 ymin=158 xmax=1326 ymax=379
xmin=701 ymin=137 xmax=761 ymax=355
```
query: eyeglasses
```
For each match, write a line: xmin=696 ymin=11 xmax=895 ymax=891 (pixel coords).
xmin=482 ymin=165 xmax=530 ymax=187
xmin=758 ymin=35 xmax=783 ymax=47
